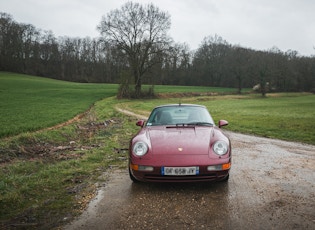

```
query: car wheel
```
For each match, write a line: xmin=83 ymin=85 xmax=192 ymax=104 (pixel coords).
xmin=219 ymin=174 xmax=229 ymax=182
xmin=129 ymin=167 xmax=140 ymax=183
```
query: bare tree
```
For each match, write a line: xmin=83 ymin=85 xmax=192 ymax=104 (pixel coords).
xmin=193 ymin=35 xmax=230 ymax=87
xmin=97 ymin=1 xmax=171 ymax=97
xmin=228 ymin=46 xmax=251 ymax=94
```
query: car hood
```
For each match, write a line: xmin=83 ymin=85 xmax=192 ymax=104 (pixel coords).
xmin=147 ymin=126 xmax=213 ymax=155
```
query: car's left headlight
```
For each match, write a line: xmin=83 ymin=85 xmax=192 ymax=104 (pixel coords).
xmin=133 ymin=142 xmax=148 ymax=156
xmin=213 ymin=141 xmax=228 ymax=155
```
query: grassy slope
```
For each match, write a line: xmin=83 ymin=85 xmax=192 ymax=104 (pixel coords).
xmin=0 ymin=72 xmax=118 ymax=137
xmin=0 ymin=72 xmax=243 ymax=138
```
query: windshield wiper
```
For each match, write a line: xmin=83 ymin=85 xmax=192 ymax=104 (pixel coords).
xmin=176 ymin=122 xmax=213 ymax=127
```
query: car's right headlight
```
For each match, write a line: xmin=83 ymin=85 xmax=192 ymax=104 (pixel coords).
xmin=133 ymin=142 xmax=148 ymax=156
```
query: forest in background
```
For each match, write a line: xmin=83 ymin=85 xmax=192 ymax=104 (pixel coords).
xmin=1 ymin=12 xmax=314 ymax=94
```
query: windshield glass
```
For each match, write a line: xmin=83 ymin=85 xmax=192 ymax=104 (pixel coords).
xmin=146 ymin=105 xmax=214 ymax=126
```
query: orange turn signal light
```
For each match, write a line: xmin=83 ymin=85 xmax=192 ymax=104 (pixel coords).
xmin=130 ymin=163 xmax=154 ymax=172
xmin=130 ymin=163 xmax=139 ymax=171
xmin=222 ymin=163 xmax=231 ymax=170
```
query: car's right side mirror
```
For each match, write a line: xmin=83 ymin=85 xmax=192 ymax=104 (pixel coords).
xmin=218 ymin=120 xmax=228 ymax=128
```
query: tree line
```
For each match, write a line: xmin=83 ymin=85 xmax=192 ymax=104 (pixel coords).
xmin=1 ymin=5 xmax=314 ymax=97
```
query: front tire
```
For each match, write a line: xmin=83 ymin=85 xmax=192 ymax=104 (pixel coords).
xmin=219 ymin=173 xmax=229 ymax=182
xmin=129 ymin=167 xmax=140 ymax=183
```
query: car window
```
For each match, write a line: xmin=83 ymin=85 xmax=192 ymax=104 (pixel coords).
xmin=146 ymin=106 xmax=214 ymax=126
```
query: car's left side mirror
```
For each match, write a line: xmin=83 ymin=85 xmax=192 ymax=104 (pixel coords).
xmin=218 ymin=120 xmax=228 ymax=128
xmin=136 ymin=120 xmax=145 ymax=127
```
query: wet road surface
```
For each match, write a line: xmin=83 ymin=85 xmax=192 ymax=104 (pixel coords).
xmin=64 ymin=132 xmax=315 ymax=230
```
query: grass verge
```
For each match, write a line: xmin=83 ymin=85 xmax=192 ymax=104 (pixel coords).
xmin=0 ymin=97 xmax=137 ymax=229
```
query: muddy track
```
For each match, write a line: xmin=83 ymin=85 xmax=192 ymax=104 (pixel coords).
xmin=64 ymin=109 xmax=315 ymax=230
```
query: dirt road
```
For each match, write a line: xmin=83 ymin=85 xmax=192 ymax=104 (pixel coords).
xmin=64 ymin=131 xmax=315 ymax=230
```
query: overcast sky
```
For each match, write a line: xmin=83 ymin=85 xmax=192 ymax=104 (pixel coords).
xmin=1 ymin=0 xmax=314 ymax=56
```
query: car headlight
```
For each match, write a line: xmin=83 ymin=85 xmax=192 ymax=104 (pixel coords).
xmin=213 ymin=141 xmax=228 ymax=155
xmin=133 ymin=142 xmax=148 ymax=156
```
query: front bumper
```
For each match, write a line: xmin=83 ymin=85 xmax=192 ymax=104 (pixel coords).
xmin=129 ymin=164 xmax=230 ymax=182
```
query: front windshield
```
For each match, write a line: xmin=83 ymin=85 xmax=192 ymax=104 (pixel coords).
xmin=146 ymin=105 xmax=214 ymax=126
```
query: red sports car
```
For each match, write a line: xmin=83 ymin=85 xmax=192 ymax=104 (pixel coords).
xmin=129 ymin=104 xmax=231 ymax=182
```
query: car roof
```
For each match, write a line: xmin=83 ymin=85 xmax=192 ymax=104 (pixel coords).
xmin=154 ymin=104 xmax=207 ymax=109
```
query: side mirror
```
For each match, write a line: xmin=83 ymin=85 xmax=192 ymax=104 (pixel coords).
xmin=218 ymin=120 xmax=228 ymax=128
xmin=136 ymin=120 xmax=145 ymax=127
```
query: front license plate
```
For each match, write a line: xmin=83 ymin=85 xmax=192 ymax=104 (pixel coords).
xmin=162 ymin=166 xmax=199 ymax=176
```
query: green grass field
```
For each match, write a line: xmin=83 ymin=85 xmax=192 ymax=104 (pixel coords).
xmin=1 ymin=72 xmax=314 ymax=143
xmin=0 ymin=72 xmax=118 ymax=137
xmin=0 ymin=72 xmax=243 ymax=138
